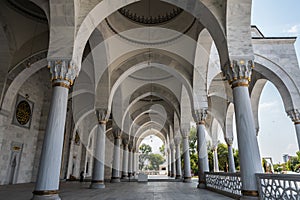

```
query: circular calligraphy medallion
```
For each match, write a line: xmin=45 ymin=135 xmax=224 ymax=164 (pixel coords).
xmin=15 ymin=100 xmax=31 ymax=125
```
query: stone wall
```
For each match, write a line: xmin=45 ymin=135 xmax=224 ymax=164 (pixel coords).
xmin=0 ymin=68 xmax=50 ymax=185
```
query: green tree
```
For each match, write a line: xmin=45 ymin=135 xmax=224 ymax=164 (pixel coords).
xmin=159 ymin=144 xmax=165 ymax=156
xmin=207 ymin=143 xmax=240 ymax=172
xmin=189 ymin=126 xmax=198 ymax=175
xmin=233 ymin=149 xmax=240 ymax=170
xmin=287 ymin=155 xmax=300 ymax=172
xmin=139 ymin=144 xmax=152 ymax=170
xmin=148 ymin=153 xmax=165 ymax=170
xmin=217 ymin=143 xmax=229 ymax=172
xmin=189 ymin=127 xmax=197 ymax=154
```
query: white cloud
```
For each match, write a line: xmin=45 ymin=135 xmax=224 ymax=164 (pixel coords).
xmin=287 ymin=24 xmax=300 ymax=34
xmin=259 ymin=101 xmax=278 ymax=110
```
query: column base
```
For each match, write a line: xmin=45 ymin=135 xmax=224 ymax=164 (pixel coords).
xmin=197 ymin=182 xmax=206 ymax=189
xmin=111 ymin=177 xmax=121 ymax=183
xmin=183 ymin=177 xmax=192 ymax=183
xmin=122 ymin=175 xmax=128 ymax=179
xmin=241 ymin=190 xmax=259 ymax=199
xmin=175 ymin=175 xmax=181 ymax=179
xmin=90 ymin=180 xmax=105 ymax=189
xmin=32 ymin=193 xmax=60 ymax=200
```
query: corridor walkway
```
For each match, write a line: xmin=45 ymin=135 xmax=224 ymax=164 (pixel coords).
xmin=1 ymin=181 xmax=233 ymax=200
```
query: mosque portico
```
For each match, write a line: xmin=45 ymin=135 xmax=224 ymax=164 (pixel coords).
xmin=0 ymin=0 xmax=300 ymax=199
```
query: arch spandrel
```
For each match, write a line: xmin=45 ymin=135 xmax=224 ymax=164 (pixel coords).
xmin=73 ymin=0 xmax=228 ymax=72
xmin=253 ymin=56 xmax=300 ymax=112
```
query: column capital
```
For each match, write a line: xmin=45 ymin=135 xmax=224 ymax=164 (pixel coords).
xmin=222 ymin=59 xmax=254 ymax=87
xmin=113 ymin=128 xmax=122 ymax=139
xmin=132 ymin=148 xmax=136 ymax=153
xmin=170 ymin=142 xmax=175 ymax=149
xmin=181 ymin=129 xmax=190 ymax=138
xmin=174 ymin=137 xmax=181 ymax=146
xmin=194 ymin=109 xmax=207 ymax=124
xmin=128 ymin=142 xmax=133 ymax=151
xmin=48 ymin=59 xmax=77 ymax=88
xmin=122 ymin=138 xmax=129 ymax=146
xmin=225 ymin=137 xmax=234 ymax=146
xmin=96 ymin=109 xmax=107 ymax=124
xmin=287 ymin=109 xmax=300 ymax=124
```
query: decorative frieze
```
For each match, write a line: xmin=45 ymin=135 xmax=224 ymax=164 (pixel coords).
xmin=48 ymin=59 xmax=77 ymax=86
xmin=222 ymin=59 xmax=254 ymax=86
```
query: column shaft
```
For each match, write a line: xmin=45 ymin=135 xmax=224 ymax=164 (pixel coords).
xmin=233 ymin=85 xmax=263 ymax=198
xmin=213 ymin=148 xmax=219 ymax=172
xmin=197 ymin=123 xmax=209 ymax=188
xmin=168 ymin=151 xmax=171 ymax=176
xmin=171 ymin=147 xmax=175 ymax=177
xmin=111 ymin=137 xmax=121 ymax=182
xmin=90 ymin=123 xmax=106 ymax=189
xmin=175 ymin=143 xmax=182 ymax=179
xmin=122 ymin=145 xmax=129 ymax=179
xmin=33 ymin=85 xmax=69 ymax=200
xmin=228 ymin=144 xmax=236 ymax=173
xmin=287 ymin=110 xmax=300 ymax=151
xmin=295 ymin=124 xmax=300 ymax=151
xmin=132 ymin=150 xmax=136 ymax=177
xmin=128 ymin=150 xmax=133 ymax=177
xmin=182 ymin=137 xmax=191 ymax=182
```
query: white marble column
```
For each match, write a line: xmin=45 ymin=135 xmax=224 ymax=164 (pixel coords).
xmin=128 ymin=143 xmax=133 ymax=178
xmin=111 ymin=129 xmax=121 ymax=183
xmin=170 ymin=143 xmax=176 ymax=177
xmin=90 ymin=109 xmax=107 ymax=189
xmin=167 ymin=148 xmax=171 ymax=176
xmin=33 ymin=59 xmax=76 ymax=200
xmin=195 ymin=109 xmax=209 ymax=189
xmin=213 ymin=147 xmax=219 ymax=172
xmin=181 ymin=130 xmax=192 ymax=182
xmin=122 ymin=139 xmax=129 ymax=179
xmin=132 ymin=148 xmax=136 ymax=177
xmin=174 ymin=137 xmax=182 ymax=179
xmin=288 ymin=109 xmax=300 ymax=151
xmin=223 ymin=59 xmax=263 ymax=199
xmin=226 ymin=138 xmax=236 ymax=173
xmin=135 ymin=151 xmax=139 ymax=176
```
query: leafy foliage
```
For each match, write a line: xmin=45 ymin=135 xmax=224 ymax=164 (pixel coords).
xmin=286 ymin=151 xmax=300 ymax=172
xmin=159 ymin=144 xmax=165 ymax=156
xmin=189 ymin=126 xmax=198 ymax=174
xmin=148 ymin=153 xmax=165 ymax=170
xmin=139 ymin=144 xmax=152 ymax=170
xmin=207 ymin=143 xmax=239 ymax=172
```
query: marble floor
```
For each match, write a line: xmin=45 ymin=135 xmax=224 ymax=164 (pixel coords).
xmin=0 ymin=181 xmax=233 ymax=200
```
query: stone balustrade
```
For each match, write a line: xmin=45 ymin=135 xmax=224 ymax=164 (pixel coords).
xmin=204 ymin=172 xmax=242 ymax=199
xmin=256 ymin=173 xmax=300 ymax=199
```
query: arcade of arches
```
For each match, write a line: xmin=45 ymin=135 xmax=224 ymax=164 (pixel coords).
xmin=0 ymin=0 xmax=300 ymax=199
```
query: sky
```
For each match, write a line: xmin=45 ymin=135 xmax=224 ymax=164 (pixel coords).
xmin=251 ymin=0 xmax=300 ymax=163
xmin=142 ymin=0 xmax=300 ymax=164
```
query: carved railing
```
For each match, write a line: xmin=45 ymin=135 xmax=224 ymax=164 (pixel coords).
xmin=256 ymin=173 xmax=300 ymax=199
xmin=205 ymin=172 xmax=242 ymax=198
